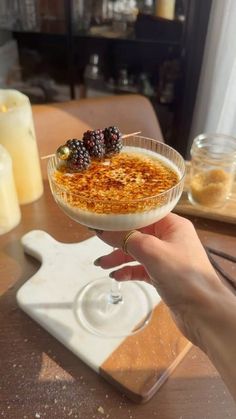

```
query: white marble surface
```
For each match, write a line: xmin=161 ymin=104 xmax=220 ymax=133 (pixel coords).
xmin=17 ymin=231 xmax=161 ymax=372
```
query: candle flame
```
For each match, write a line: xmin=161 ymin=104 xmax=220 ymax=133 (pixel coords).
xmin=1 ymin=105 xmax=7 ymax=112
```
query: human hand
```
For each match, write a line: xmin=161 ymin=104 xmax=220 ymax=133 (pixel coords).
xmin=94 ymin=213 xmax=227 ymax=347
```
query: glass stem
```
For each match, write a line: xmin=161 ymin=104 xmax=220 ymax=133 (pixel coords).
xmin=109 ymin=278 xmax=123 ymax=304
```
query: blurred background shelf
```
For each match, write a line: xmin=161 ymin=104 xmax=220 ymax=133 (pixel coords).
xmin=0 ymin=0 xmax=212 ymax=157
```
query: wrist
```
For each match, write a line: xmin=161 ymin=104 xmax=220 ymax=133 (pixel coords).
xmin=191 ymin=280 xmax=235 ymax=351
xmin=200 ymin=286 xmax=236 ymax=351
xmin=191 ymin=281 xmax=236 ymax=399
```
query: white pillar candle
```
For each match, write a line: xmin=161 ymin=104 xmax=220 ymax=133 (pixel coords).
xmin=0 ymin=145 xmax=21 ymax=234
xmin=0 ymin=89 xmax=43 ymax=204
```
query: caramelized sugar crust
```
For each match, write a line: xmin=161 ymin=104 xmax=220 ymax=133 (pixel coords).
xmin=53 ymin=151 xmax=179 ymax=214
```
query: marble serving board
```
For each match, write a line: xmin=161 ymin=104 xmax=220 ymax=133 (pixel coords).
xmin=17 ymin=231 xmax=191 ymax=403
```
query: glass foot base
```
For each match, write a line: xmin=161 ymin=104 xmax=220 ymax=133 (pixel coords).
xmin=73 ymin=278 xmax=153 ymax=337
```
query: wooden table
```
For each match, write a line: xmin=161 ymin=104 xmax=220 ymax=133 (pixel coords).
xmin=1 ymin=176 xmax=236 ymax=418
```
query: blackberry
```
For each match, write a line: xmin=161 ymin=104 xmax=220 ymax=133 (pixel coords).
xmin=83 ymin=129 xmax=105 ymax=159
xmin=104 ymin=126 xmax=122 ymax=155
xmin=66 ymin=138 xmax=91 ymax=171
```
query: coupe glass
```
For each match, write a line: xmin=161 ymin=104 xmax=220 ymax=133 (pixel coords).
xmin=48 ymin=136 xmax=185 ymax=337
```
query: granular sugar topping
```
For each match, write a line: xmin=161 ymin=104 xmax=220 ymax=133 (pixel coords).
xmin=53 ymin=151 xmax=179 ymax=214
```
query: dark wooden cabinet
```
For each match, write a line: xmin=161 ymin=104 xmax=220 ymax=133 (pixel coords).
xmin=11 ymin=0 xmax=212 ymax=157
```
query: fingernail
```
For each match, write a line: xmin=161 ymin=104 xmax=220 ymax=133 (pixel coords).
xmin=109 ymin=271 xmax=116 ymax=279
xmin=94 ymin=257 xmax=102 ymax=266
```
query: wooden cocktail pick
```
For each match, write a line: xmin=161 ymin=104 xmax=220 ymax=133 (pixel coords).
xmin=40 ymin=131 xmax=141 ymax=160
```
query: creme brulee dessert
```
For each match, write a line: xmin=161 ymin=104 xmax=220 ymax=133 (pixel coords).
xmin=47 ymin=133 xmax=185 ymax=341
xmin=49 ymin=140 xmax=184 ymax=231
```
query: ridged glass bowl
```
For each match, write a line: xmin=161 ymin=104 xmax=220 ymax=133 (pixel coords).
xmin=48 ymin=136 xmax=185 ymax=232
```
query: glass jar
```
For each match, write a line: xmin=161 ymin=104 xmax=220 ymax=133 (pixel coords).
xmin=0 ymin=145 xmax=21 ymax=235
xmin=188 ymin=133 xmax=236 ymax=208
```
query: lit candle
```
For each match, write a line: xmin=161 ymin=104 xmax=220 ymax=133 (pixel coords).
xmin=0 ymin=89 xmax=43 ymax=204
xmin=0 ymin=145 xmax=21 ymax=234
xmin=156 ymin=0 xmax=176 ymax=20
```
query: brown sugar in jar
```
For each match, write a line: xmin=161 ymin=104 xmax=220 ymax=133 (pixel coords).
xmin=188 ymin=133 xmax=236 ymax=208
xmin=190 ymin=169 xmax=231 ymax=207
